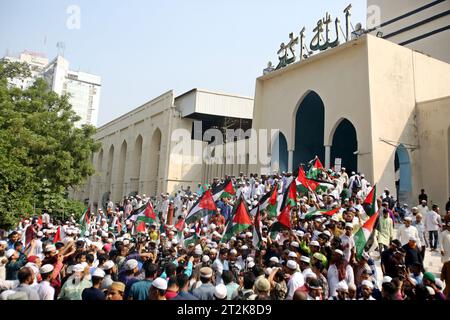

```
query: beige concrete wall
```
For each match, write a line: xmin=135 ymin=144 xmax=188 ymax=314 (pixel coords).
xmin=252 ymin=35 xmax=373 ymax=181
xmin=82 ymin=91 xmax=175 ymax=206
xmin=417 ymin=96 xmax=450 ymax=209
xmin=366 ymin=35 xmax=419 ymax=204
xmin=367 ymin=0 xmax=450 ymax=64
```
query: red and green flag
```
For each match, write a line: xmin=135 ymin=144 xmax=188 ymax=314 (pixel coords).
xmin=303 ymin=207 xmax=340 ymax=220
xmin=129 ymin=201 xmax=157 ymax=233
xmin=184 ymin=233 xmax=199 ymax=248
xmin=307 ymin=156 xmax=324 ymax=180
xmin=363 ymin=185 xmax=378 ymax=216
xmin=212 ymin=180 xmax=236 ymax=201
xmin=270 ymin=204 xmax=292 ymax=234
xmin=53 ymin=226 xmax=62 ymax=243
xmin=185 ymin=190 xmax=217 ymax=224
xmin=79 ymin=207 xmax=91 ymax=234
xmin=281 ymin=180 xmax=297 ymax=211
xmin=354 ymin=211 xmax=379 ymax=259
xmin=221 ymin=197 xmax=253 ymax=243
xmin=249 ymin=183 xmax=279 ymax=217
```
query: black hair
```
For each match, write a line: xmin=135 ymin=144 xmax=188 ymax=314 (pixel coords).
xmin=165 ymin=262 xmax=177 ymax=276
xmin=86 ymin=253 xmax=95 ymax=264
xmin=97 ymin=254 xmax=108 ymax=264
xmin=144 ymin=262 xmax=158 ymax=278
xmin=243 ymin=271 xmax=256 ymax=290
xmin=176 ymin=273 xmax=189 ymax=289
xmin=167 ymin=275 xmax=177 ymax=288
xmin=91 ymin=275 xmax=103 ymax=286
xmin=8 ymin=231 xmax=18 ymax=238
xmin=18 ymin=267 xmax=33 ymax=284
xmin=14 ymin=241 xmax=23 ymax=249
xmin=222 ymin=270 xmax=234 ymax=285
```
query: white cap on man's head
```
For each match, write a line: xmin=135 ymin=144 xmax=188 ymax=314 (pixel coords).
xmin=269 ymin=256 xmax=279 ymax=264
xmin=287 ymin=260 xmax=298 ymax=270
xmin=125 ymin=259 xmax=138 ymax=271
xmin=214 ymin=284 xmax=228 ymax=299
xmin=102 ymin=260 xmax=114 ymax=270
xmin=382 ymin=276 xmax=392 ymax=284
xmin=40 ymin=264 xmax=54 ymax=274
xmin=361 ymin=280 xmax=373 ymax=289
xmin=92 ymin=268 xmax=105 ymax=278
xmin=152 ymin=277 xmax=168 ymax=290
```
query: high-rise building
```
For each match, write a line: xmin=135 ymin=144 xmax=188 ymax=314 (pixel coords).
xmin=3 ymin=51 xmax=101 ymax=127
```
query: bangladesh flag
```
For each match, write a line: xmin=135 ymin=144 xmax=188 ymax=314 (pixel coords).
xmin=303 ymin=207 xmax=340 ymax=220
xmin=270 ymin=204 xmax=292 ymax=234
xmin=212 ymin=179 xmax=236 ymax=201
xmin=221 ymin=197 xmax=252 ymax=243
xmin=363 ymin=185 xmax=378 ymax=216
xmin=252 ymin=205 xmax=263 ymax=248
xmin=185 ymin=190 xmax=217 ymax=224
xmin=79 ymin=207 xmax=91 ymax=235
xmin=354 ymin=211 xmax=379 ymax=259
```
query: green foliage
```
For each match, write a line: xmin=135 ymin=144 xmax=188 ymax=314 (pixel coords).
xmin=0 ymin=60 xmax=100 ymax=229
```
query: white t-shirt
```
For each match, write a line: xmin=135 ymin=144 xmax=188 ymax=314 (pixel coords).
xmin=287 ymin=271 xmax=305 ymax=299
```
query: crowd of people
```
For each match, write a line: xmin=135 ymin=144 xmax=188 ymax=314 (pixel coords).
xmin=1 ymin=165 xmax=450 ymax=301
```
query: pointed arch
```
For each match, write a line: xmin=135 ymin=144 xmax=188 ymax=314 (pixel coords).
xmin=149 ymin=128 xmax=162 ymax=196
xmin=115 ymin=140 xmax=127 ymax=202
xmin=330 ymin=118 xmax=358 ymax=173
xmin=395 ymin=144 xmax=412 ymax=205
xmin=271 ymin=130 xmax=289 ymax=173
xmin=293 ymin=90 xmax=325 ymax=169
xmin=104 ymin=145 xmax=115 ymax=207
xmin=131 ymin=135 xmax=143 ymax=196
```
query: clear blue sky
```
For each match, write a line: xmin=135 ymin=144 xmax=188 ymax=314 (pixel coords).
xmin=0 ymin=0 xmax=367 ymax=126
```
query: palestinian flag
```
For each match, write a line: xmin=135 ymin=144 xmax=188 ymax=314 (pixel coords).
xmin=270 ymin=204 xmax=292 ymax=233
xmin=185 ymin=190 xmax=217 ymax=224
xmin=175 ymin=218 xmax=185 ymax=239
xmin=303 ymin=207 xmax=340 ymax=220
xmin=221 ymin=197 xmax=252 ymax=242
xmin=307 ymin=157 xmax=324 ymax=180
xmin=281 ymin=180 xmax=297 ymax=210
xmin=252 ymin=205 xmax=263 ymax=248
xmin=129 ymin=201 xmax=157 ymax=233
xmin=354 ymin=211 xmax=379 ymax=259
xmin=53 ymin=226 xmax=62 ymax=243
xmin=308 ymin=179 xmax=334 ymax=193
xmin=212 ymin=180 xmax=236 ymax=201
xmin=250 ymin=184 xmax=280 ymax=218
xmin=363 ymin=185 xmax=378 ymax=216
xmin=296 ymin=166 xmax=316 ymax=193
xmin=184 ymin=233 xmax=199 ymax=247
xmin=79 ymin=207 xmax=91 ymax=234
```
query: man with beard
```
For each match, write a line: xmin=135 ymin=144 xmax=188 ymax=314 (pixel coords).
xmin=402 ymin=237 xmax=423 ymax=270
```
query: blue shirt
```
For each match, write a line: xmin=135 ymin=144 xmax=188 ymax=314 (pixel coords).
xmin=171 ymin=291 xmax=199 ymax=300
xmin=128 ymin=279 xmax=153 ymax=300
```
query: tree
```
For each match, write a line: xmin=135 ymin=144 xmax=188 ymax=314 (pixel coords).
xmin=0 ymin=60 xmax=100 ymax=229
